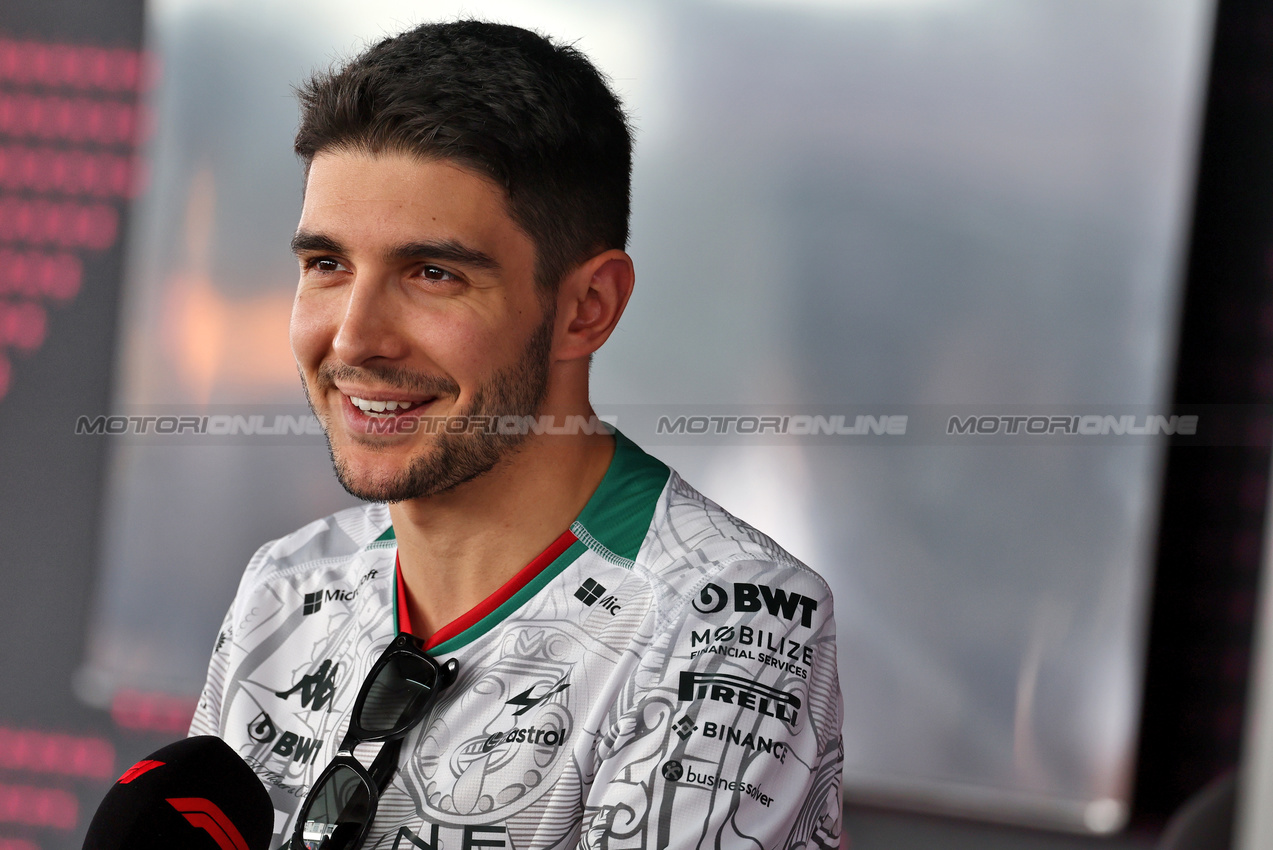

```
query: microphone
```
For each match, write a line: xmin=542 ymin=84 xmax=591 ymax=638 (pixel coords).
xmin=83 ymin=735 xmax=274 ymax=850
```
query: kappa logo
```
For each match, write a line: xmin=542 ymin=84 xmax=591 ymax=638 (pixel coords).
xmin=275 ymin=659 xmax=339 ymax=711
xmin=678 ymin=670 xmax=801 ymax=727
xmin=693 ymin=582 xmax=819 ymax=627
xmin=574 ymin=579 xmax=621 ymax=615
xmin=505 ymin=676 xmax=570 ymax=717
xmin=245 ymin=711 xmax=324 ymax=765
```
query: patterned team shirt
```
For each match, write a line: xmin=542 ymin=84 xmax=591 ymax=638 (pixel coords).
xmin=191 ymin=432 xmax=843 ymax=849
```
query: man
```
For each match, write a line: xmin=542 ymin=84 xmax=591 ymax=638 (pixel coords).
xmin=192 ymin=20 xmax=843 ymax=849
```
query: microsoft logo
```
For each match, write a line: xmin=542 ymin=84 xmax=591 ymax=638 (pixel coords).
xmin=302 ymin=591 xmax=322 ymax=616
xmin=673 ymin=715 xmax=697 ymax=740
xmin=574 ymin=578 xmax=606 ymax=606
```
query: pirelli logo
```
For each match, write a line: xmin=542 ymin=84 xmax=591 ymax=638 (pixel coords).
xmin=677 ymin=671 xmax=800 ymax=728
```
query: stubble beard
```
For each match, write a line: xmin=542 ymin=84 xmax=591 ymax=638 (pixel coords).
xmin=305 ymin=308 xmax=556 ymax=503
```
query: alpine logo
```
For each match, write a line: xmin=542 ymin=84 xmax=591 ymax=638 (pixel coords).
xmin=246 ymin=711 xmax=324 ymax=765
xmin=692 ymin=582 xmax=818 ymax=627
xmin=575 ymin=579 xmax=621 ymax=615
xmin=505 ymin=676 xmax=570 ymax=717
xmin=301 ymin=587 xmax=357 ymax=616
xmin=678 ymin=671 xmax=801 ymax=727
xmin=274 ymin=659 xmax=339 ymax=711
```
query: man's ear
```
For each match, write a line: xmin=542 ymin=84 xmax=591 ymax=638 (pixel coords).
xmin=552 ymin=248 xmax=635 ymax=362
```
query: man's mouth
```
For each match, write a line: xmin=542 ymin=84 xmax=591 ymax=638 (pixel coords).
xmin=346 ymin=394 xmax=434 ymax=418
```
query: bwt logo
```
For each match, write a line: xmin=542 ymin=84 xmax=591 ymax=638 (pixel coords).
xmin=246 ymin=711 xmax=323 ymax=765
xmin=693 ymin=582 xmax=818 ymax=628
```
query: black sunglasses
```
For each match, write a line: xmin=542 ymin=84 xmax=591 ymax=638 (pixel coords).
xmin=291 ymin=633 xmax=459 ymax=850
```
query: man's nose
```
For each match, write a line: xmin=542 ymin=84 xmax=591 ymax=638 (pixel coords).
xmin=331 ymin=273 xmax=407 ymax=366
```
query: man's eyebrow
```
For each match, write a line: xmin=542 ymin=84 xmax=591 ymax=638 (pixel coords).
xmin=388 ymin=240 xmax=501 ymax=272
xmin=289 ymin=232 xmax=502 ymax=273
xmin=290 ymin=231 xmax=343 ymax=256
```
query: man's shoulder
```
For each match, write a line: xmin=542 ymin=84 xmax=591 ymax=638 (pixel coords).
xmin=240 ymin=501 xmax=392 ymax=586
xmin=635 ymin=465 xmax=833 ymax=613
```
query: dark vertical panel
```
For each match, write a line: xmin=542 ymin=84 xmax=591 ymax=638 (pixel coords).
xmin=0 ymin=2 xmax=145 ymax=848
xmin=1134 ymin=0 xmax=1273 ymax=828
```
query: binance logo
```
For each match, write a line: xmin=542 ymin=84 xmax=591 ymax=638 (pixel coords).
xmin=673 ymin=715 xmax=697 ymax=740
xmin=574 ymin=579 xmax=606 ymax=606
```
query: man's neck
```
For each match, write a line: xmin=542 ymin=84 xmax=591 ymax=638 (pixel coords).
xmin=387 ymin=410 xmax=615 ymax=641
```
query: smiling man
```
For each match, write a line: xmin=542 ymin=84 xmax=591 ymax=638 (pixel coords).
xmin=191 ymin=21 xmax=843 ymax=849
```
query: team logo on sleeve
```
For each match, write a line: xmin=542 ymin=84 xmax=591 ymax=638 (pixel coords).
xmin=693 ymin=582 xmax=818 ymax=627
xmin=678 ymin=671 xmax=801 ymax=728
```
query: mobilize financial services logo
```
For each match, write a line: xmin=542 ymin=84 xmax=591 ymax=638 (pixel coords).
xmin=574 ymin=578 xmax=621 ymax=615
xmin=694 ymin=582 xmax=819 ymax=628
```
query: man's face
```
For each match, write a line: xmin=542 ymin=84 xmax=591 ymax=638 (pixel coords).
xmin=290 ymin=150 xmax=554 ymax=502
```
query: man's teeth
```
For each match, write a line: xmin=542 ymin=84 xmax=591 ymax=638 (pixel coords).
xmin=349 ymin=396 xmax=418 ymax=414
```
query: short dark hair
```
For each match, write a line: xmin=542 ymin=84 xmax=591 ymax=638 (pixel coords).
xmin=294 ymin=20 xmax=632 ymax=294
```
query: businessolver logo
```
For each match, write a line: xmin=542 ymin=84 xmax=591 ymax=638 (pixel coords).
xmin=692 ymin=582 xmax=818 ymax=627
xmin=678 ymin=671 xmax=801 ymax=728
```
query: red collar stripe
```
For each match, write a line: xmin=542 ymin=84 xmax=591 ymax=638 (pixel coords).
xmin=396 ymin=528 xmax=580 ymax=650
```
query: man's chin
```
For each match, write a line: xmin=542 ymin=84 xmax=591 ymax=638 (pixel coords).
xmin=329 ymin=441 xmax=505 ymax=504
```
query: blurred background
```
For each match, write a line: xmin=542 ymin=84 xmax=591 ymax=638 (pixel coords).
xmin=6 ymin=0 xmax=1273 ymax=848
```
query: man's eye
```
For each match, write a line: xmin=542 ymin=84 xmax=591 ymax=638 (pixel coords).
xmin=306 ymin=258 xmax=346 ymax=273
xmin=421 ymin=265 xmax=455 ymax=282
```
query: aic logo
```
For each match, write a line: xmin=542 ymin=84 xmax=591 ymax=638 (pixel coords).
xmin=574 ymin=579 xmax=621 ymax=615
xmin=246 ymin=711 xmax=323 ymax=765
xmin=692 ymin=582 xmax=818 ymax=627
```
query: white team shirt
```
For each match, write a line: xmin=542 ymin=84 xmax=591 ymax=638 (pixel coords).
xmin=191 ymin=432 xmax=844 ymax=849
